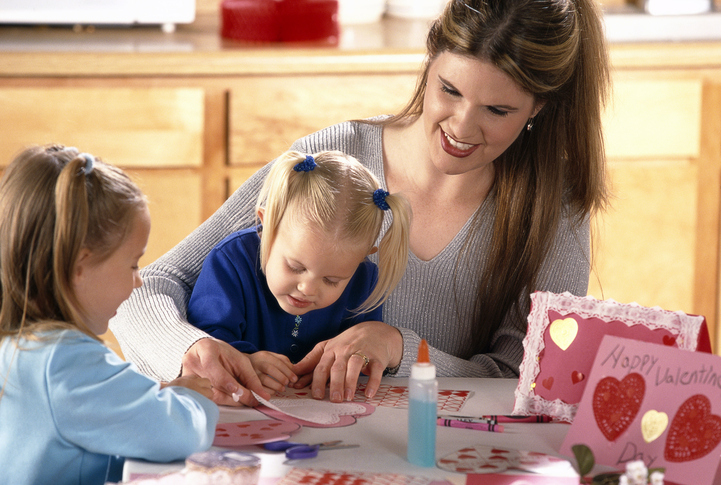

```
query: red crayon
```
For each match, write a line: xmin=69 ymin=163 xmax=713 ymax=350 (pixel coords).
xmin=436 ymin=418 xmax=504 ymax=432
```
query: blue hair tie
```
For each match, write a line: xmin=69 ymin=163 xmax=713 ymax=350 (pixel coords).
xmin=373 ymin=188 xmax=390 ymax=211
xmin=79 ymin=153 xmax=95 ymax=175
xmin=293 ymin=155 xmax=317 ymax=172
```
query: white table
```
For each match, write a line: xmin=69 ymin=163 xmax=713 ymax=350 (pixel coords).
xmin=123 ymin=378 xmax=572 ymax=483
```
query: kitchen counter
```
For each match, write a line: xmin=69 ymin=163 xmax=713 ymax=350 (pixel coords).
xmin=2 ymin=13 xmax=721 ymax=77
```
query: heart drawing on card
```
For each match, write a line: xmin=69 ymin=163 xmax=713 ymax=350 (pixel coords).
xmin=662 ymin=334 xmax=677 ymax=346
xmin=549 ymin=317 xmax=578 ymax=351
xmin=664 ymin=394 xmax=721 ymax=462
xmin=592 ymin=373 xmax=645 ymax=441
xmin=542 ymin=376 xmax=554 ymax=390
xmin=641 ymin=410 xmax=668 ymax=443
xmin=571 ymin=371 xmax=585 ymax=384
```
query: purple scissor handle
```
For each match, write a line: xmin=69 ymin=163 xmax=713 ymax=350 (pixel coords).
xmin=263 ymin=440 xmax=358 ymax=459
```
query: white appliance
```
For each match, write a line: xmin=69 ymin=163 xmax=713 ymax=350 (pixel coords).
xmin=0 ymin=0 xmax=195 ymax=29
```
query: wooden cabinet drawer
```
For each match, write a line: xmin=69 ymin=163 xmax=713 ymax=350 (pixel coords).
xmin=228 ymin=73 xmax=417 ymax=165
xmin=603 ymin=78 xmax=702 ymax=160
xmin=0 ymin=87 xmax=204 ymax=169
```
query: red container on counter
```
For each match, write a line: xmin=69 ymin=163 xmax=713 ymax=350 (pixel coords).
xmin=221 ymin=0 xmax=339 ymax=43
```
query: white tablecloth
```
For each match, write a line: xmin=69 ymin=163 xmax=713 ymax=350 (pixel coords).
xmin=122 ymin=377 xmax=571 ymax=483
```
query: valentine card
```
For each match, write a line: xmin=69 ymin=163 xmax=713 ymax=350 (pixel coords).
xmin=561 ymin=335 xmax=721 ymax=485
xmin=514 ymin=291 xmax=707 ymax=422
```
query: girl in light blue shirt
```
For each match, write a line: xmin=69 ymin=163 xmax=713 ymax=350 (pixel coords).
xmin=0 ymin=145 xmax=219 ymax=485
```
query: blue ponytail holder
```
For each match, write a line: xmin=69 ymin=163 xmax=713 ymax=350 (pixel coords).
xmin=293 ymin=155 xmax=317 ymax=172
xmin=373 ymin=188 xmax=391 ymax=211
xmin=79 ymin=153 xmax=95 ymax=175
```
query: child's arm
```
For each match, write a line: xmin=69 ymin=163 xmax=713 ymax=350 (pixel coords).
xmin=48 ymin=333 xmax=219 ymax=462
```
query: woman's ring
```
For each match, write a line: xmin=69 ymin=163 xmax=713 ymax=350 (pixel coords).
xmin=353 ymin=352 xmax=370 ymax=367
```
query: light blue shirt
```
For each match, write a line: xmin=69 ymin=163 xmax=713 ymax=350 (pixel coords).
xmin=0 ymin=329 xmax=219 ymax=485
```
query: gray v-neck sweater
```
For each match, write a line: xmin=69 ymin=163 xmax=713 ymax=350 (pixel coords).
xmin=111 ymin=120 xmax=590 ymax=381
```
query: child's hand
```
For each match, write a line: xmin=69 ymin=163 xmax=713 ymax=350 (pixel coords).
xmin=248 ymin=351 xmax=298 ymax=394
xmin=163 ymin=375 xmax=214 ymax=400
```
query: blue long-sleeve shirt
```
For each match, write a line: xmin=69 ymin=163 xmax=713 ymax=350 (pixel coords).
xmin=187 ymin=227 xmax=381 ymax=362
xmin=0 ymin=329 xmax=219 ymax=485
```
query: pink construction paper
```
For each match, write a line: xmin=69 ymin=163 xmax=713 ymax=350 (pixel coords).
xmin=561 ymin=335 xmax=721 ymax=485
xmin=514 ymin=292 xmax=704 ymax=422
xmin=213 ymin=419 xmax=301 ymax=447
xmin=253 ymin=397 xmax=375 ymax=428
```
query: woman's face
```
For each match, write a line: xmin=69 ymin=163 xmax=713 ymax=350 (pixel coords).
xmin=422 ymin=51 xmax=544 ymax=177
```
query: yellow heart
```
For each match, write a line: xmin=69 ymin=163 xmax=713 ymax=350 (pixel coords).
xmin=549 ymin=318 xmax=578 ymax=351
xmin=641 ymin=410 xmax=668 ymax=443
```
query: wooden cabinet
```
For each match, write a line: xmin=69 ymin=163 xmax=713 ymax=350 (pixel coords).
xmin=1 ymin=18 xmax=721 ymax=355
xmin=588 ymin=58 xmax=721 ymax=352
xmin=0 ymin=86 xmax=206 ymax=267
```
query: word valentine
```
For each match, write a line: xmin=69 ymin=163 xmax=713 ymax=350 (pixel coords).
xmin=601 ymin=343 xmax=721 ymax=393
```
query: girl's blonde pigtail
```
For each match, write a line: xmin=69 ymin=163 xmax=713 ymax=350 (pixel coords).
xmin=358 ymin=192 xmax=411 ymax=314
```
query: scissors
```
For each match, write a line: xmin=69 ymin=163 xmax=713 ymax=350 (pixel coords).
xmin=263 ymin=440 xmax=359 ymax=460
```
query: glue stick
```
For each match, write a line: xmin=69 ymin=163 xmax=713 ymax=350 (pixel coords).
xmin=407 ymin=339 xmax=437 ymax=467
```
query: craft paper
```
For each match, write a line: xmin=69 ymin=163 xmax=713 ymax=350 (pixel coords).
xmin=561 ymin=335 xmax=721 ymax=485
xmin=252 ymin=391 xmax=374 ymax=428
xmin=514 ymin=291 xmax=706 ymax=422
xmin=213 ymin=419 xmax=301 ymax=447
xmin=437 ymin=444 xmax=578 ymax=484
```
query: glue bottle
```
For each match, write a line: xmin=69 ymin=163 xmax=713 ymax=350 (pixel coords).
xmin=407 ymin=339 xmax=437 ymax=467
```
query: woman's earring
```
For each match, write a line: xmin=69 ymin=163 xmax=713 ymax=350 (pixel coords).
xmin=526 ymin=117 xmax=535 ymax=131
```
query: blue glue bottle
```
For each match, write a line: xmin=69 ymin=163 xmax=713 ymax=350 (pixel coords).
xmin=407 ymin=338 xmax=437 ymax=467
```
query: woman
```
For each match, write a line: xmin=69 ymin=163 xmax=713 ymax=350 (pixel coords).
xmin=111 ymin=0 xmax=609 ymax=406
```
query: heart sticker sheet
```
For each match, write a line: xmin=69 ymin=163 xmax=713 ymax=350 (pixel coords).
xmin=276 ymin=468 xmax=452 ymax=485
xmin=269 ymin=383 xmax=472 ymax=413
xmin=213 ymin=419 xmax=301 ymax=447
xmin=437 ymin=444 xmax=578 ymax=476
xmin=561 ymin=335 xmax=721 ymax=485
xmin=514 ymin=291 xmax=706 ymax=422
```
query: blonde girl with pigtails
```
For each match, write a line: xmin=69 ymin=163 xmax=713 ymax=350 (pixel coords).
xmin=187 ymin=150 xmax=411 ymax=395
xmin=0 ymin=145 xmax=219 ymax=485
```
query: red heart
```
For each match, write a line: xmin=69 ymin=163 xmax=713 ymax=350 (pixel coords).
xmin=571 ymin=371 xmax=585 ymax=384
xmin=663 ymin=335 xmax=677 ymax=346
xmin=592 ymin=373 xmax=645 ymax=441
xmin=665 ymin=394 xmax=721 ymax=462
xmin=542 ymin=376 xmax=554 ymax=390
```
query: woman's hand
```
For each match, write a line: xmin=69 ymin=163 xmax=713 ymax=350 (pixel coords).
xmin=248 ymin=351 xmax=298 ymax=394
xmin=181 ymin=337 xmax=271 ymax=407
xmin=292 ymin=321 xmax=403 ymax=403
xmin=162 ymin=375 xmax=214 ymax=400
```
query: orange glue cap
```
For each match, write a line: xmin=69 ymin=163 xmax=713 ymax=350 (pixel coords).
xmin=417 ymin=339 xmax=430 ymax=364
xmin=411 ymin=339 xmax=435 ymax=379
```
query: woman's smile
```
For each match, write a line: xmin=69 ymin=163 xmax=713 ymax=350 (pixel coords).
xmin=440 ymin=127 xmax=480 ymax=157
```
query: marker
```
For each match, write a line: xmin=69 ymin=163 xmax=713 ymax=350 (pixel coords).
xmin=436 ymin=418 xmax=504 ymax=432
xmin=440 ymin=414 xmax=554 ymax=424
xmin=483 ymin=415 xmax=553 ymax=424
